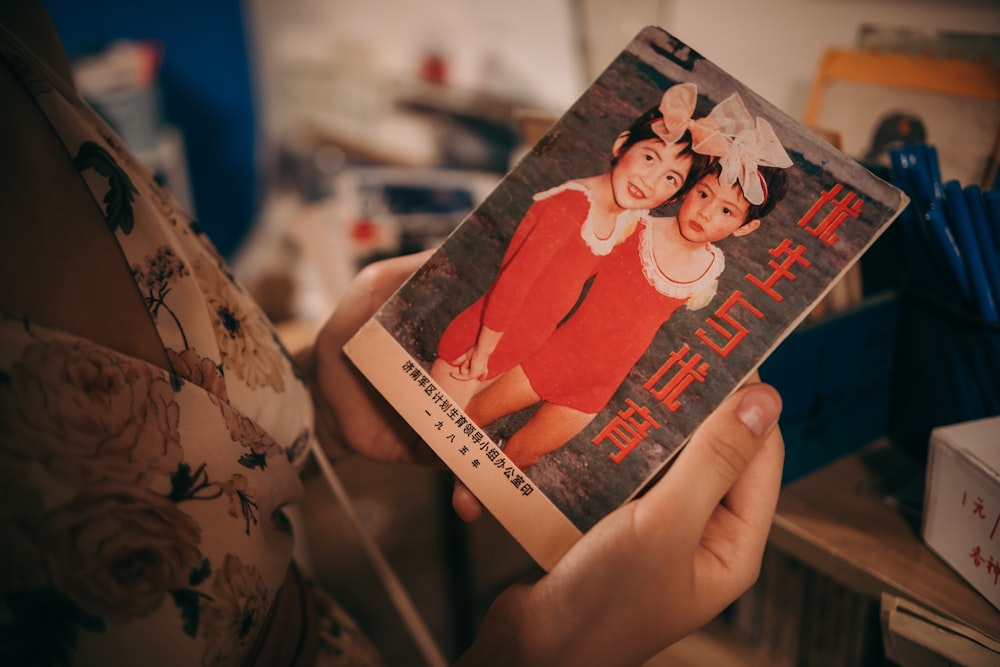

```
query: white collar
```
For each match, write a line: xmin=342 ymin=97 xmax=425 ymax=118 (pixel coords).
xmin=535 ymin=182 xmax=645 ymax=256
xmin=637 ymin=217 xmax=726 ymax=298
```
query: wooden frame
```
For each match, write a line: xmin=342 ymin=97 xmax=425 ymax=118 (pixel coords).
xmin=805 ymin=49 xmax=1000 ymax=188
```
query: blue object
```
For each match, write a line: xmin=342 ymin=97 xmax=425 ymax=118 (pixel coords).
xmin=888 ymin=147 xmax=970 ymax=305
xmin=890 ymin=288 xmax=1000 ymax=461
xmin=965 ymin=185 xmax=1000 ymax=314
xmin=889 ymin=149 xmax=938 ymax=292
xmin=922 ymin=145 xmax=946 ymax=204
xmin=923 ymin=202 xmax=973 ymax=307
xmin=902 ymin=146 xmax=936 ymax=211
xmin=45 ymin=0 xmax=258 ymax=260
xmin=986 ymin=188 xmax=1000 ymax=259
xmin=943 ymin=180 xmax=999 ymax=322
xmin=761 ymin=294 xmax=900 ymax=484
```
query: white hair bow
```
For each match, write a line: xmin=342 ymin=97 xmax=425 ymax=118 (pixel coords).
xmin=690 ymin=92 xmax=792 ymax=205
xmin=649 ymin=82 xmax=698 ymax=145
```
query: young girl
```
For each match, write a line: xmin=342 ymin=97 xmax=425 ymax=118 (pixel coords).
xmin=466 ymin=93 xmax=793 ymax=468
xmin=430 ymin=82 xmax=712 ymax=406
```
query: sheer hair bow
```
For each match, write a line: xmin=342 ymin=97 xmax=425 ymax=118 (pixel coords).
xmin=690 ymin=92 xmax=792 ymax=205
xmin=649 ymin=82 xmax=698 ymax=144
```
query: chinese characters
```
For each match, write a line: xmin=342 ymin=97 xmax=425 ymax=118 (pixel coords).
xmin=402 ymin=359 xmax=534 ymax=497
xmin=963 ymin=491 xmax=1000 ymax=586
xmin=593 ymin=185 xmax=865 ymax=462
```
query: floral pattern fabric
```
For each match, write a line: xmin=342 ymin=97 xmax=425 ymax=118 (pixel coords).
xmin=0 ymin=24 xmax=378 ymax=666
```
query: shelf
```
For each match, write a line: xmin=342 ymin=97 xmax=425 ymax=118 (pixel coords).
xmin=769 ymin=439 xmax=1000 ymax=643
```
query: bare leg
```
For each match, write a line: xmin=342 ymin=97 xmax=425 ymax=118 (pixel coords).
xmin=466 ymin=364 xmax=539 ymax=426
xmin=503 ymin=402 xmax=597 ymax=469
xmin=429 ymin=358 xmax=481 ymax=408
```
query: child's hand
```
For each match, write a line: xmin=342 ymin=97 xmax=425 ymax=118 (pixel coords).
xmin=460 ymin=326 xmax=503 ymax=380
xmin=458 ymin=376 xmax=784 ymax=666
xmin=447 ymin=348 xmax=483 ymax=381
xmin=453 ymin=344 xmax=490 ymax=381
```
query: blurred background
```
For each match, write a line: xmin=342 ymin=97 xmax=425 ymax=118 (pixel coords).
xmin=44 ymin=0 xmax=1000 ymax=285
xmin=42 ymin=1 xmax=1000 ymax=665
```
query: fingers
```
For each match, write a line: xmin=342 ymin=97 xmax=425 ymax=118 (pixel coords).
xmin=719 ymin=396 xmax=784 ymax=533
xmin=638 ymin=381 xmax=782 ymax=538
xmin=325 ymin=249 xmax=434 ymax=344
xmin=452 ymin=480 xmax=484 ymax=522
xmin=697 ymin=392 xmax=784 ymax=587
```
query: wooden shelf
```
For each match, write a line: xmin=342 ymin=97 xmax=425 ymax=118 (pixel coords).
xmin=644 ymin=616 xmax=772 ymax=667
xmin=770 ymin=439 xmax=1000 ymax=644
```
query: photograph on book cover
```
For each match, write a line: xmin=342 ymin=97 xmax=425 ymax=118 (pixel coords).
xmin=345 ymin=26 xmax=906 ymax=569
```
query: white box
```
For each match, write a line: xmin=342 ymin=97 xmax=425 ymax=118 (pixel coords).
xmin=922 ymin=415 xmax=1000 ymax=612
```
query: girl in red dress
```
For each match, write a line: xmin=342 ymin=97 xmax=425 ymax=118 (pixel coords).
xmin=466 ymin=93 xmax=793 ymax=468
xmin=431 ymin=83 xmax=712 ymax=406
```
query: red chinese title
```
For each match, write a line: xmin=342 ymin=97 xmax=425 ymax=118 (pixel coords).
xmin=593 ymin=184 xmax=865 ymax=462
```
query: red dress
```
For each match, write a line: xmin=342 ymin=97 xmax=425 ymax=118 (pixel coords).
xmin=521 ymin=217 xmax=725 ymax=413
xmin=436 ymin=182 xmax=643 ymax=378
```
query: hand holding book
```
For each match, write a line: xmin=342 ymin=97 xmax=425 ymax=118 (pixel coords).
xmin=457 ymin=374 xmax=784 ymax=667
xmin=305 ymin=248 xmax=785 ymax=664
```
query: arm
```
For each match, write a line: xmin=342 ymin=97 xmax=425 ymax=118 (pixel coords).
xmin=451 ymin=324 xmax=502 ymax=379
xmin=449 ymin=190 xmax=586 ymax=379
xmin=480 ymin=190 xmax=584 ymax=333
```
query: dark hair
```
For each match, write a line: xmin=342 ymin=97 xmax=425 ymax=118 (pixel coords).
xmin=699 ymin=160 xmax=790 ymax=224
xmin=611 ymin=104 xmax=713 ymax=201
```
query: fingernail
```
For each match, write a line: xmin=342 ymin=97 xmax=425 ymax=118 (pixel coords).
xmin=737 ymin=387 xmax=781 ymax=437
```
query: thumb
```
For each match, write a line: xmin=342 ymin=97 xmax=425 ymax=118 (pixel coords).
xmin=641 ymin=381 xmax=782 ymax=533
xmin=324 ymin=249 xmax=432 ymax=344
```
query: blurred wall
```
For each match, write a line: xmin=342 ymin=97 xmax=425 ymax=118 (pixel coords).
xmin=245 ymin=0 xmax=586 ymax=154
xmin=42 ymin=0 xmax=1000 ymax=258
xmin=579 ymin=0 xmax=1000 ymax=120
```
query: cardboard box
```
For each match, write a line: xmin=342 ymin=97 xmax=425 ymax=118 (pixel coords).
xmin=922 ymin=415 xmax=1000 ymax=612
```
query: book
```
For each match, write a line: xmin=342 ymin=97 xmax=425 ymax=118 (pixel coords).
xmin=343 ymin=26 xmax=908 ymax=570
xmin=881 ymin=593 xmax=1000 ymax=666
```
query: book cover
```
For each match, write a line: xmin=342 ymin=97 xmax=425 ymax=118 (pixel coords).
xmin=344 ymin=26 xmax=908 ymax=570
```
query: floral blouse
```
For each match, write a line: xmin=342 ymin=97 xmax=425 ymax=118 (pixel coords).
xmin=0 ymin=24 xmax=377 ymax=667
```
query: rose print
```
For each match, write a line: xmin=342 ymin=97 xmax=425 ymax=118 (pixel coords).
xmin=218 ymin=402 xmax=280 ymax=469
xmin=133 ymin=246 xmax=191 ymax=349
xmin=217 ymin=473 xmax=259 ymax=536
xmin=193 ymin=258 xmax=286 ymax=393
xmin=36 ymin=484 xmax=203 ymax=623
xmin=199 ymin=554 xmax=269 ymax=667
xmin=1 ymin=338 xmax=182 ymax=487
xmin=168 ymin=347 xmax=228 ymax=400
